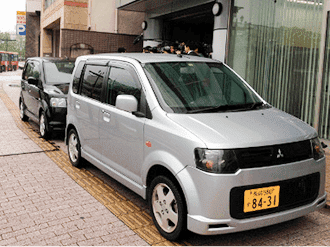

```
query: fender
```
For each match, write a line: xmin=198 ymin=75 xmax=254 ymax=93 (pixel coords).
xmin=40 ymin=98 xmax=50 ymax=119
xmin=141 ymin=150 xmax=201 ymax=215
xmin=65 ymin=116 xmax=82 ymax=144
xmin=176 ymin=166 xmax=202 ymax=217
xmin=142 ymin=150 xmax=187 ymax=187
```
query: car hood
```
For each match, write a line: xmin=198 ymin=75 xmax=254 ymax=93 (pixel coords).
xmin=167 ymin=107 xmax=317 ymax=149
xmin=44 ymin=84 xmax=69 ymax=95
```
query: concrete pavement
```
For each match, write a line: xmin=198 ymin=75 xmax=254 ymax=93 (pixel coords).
xmin=0 ymin=71 xmax=150 ymax=246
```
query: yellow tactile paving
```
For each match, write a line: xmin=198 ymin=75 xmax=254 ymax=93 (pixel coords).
xmin=0 ymin=84 xmax=183 ymax=246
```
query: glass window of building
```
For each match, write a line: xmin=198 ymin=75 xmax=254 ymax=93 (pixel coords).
xmin=228 ymin=0 xmax=323 ymax=126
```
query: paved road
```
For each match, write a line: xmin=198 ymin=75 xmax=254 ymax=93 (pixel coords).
xmin=1 ymin=70 xmax=330 ymax=246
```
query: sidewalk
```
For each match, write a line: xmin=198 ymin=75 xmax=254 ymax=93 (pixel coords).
xmin=0 ymin=76 xmax=149 ymax=245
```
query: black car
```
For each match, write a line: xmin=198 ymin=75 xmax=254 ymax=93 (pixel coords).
xmin=19 ymin=57 xmax=75 ymax=138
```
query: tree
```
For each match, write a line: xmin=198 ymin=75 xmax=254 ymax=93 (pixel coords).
xmin=0 ymin=32 xmax=26 ymax=60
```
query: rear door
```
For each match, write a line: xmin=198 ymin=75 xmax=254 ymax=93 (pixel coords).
xmin=72 ymin=61 xmax=108 ymax=159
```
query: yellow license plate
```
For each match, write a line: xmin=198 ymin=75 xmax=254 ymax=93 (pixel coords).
xmin=244 ymin=185 xmax=280 ymax=213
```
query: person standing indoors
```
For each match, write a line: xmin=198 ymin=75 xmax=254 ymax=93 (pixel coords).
xmin=185 ymin=41 xmax=198 ymax=56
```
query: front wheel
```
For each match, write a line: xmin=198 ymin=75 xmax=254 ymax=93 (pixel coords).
xmin=148 ymin=176 xmax=187 ymax=241
xmin=39 ymin=111 xmax=50 ymax=139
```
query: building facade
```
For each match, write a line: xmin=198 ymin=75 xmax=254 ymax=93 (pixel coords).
xmin=26 ymin=0 xmax=42 ymax=58
xmin=116 ymin=0 xmax=330 ymax=139
xmin=39 ymin=0 xmax=145 ymax=58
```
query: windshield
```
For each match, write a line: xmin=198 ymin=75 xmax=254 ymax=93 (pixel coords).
xmin=144 ymin=62 xmax=263 ymax=113
xmin=44 ymin=60 xmax=75 ymax=85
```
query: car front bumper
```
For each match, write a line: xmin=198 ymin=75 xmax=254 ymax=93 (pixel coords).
xmin=176 ymin=157 xmax=326 ymax=235
xmin=49 ymin=107 xmax=67 ymax=131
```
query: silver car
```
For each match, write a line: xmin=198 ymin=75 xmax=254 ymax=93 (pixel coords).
xmin=66 ymin=53 xmax=326 ymax=240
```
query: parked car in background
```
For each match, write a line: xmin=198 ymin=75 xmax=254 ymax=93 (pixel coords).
xmin=19 ymin=57 xmax=75 ymax=138
xmin=66 ymin=53 xmax=326 ymax=241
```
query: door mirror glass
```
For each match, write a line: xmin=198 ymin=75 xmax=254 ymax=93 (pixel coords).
xmin=115 ymin=94 xmax=138 ymax=112
xmin=28 ymin=77 xmax=38 ymax=86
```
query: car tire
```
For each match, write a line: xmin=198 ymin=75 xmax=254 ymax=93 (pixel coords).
xmin=148 ymin=175 xmax=187 ymax=241
xmin=68 ymin=128 xmax=83 ymax=168
xmin=19 ymin=100 xmax=29 ymax=122
xmin=39 ymin=111 xmax=50 ymax=139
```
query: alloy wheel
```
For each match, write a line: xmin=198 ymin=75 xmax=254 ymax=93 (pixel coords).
xmin=39 ymin=114 xmax=46 ymax=137
xmin=152 ymin=182 xmax=179 ymax=233
xmin=68 ymin=133 xmax=79 ymax=163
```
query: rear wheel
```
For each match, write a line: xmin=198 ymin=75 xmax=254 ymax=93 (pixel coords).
xmin=68 ymin=128 xmax=83 ymax=167
xmin=148 ymin=175 xmax=187 ymax=241
xmin=19 ymin=100 xmax=29 ymax=121
xmin=39 ymin=111 xmax=50 ymax=139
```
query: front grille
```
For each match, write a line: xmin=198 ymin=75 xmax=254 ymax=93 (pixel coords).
xmin=230 ymin=173 xmax=320 ymax=219
xmin=234 ymin=140 xmax=312 ymax=169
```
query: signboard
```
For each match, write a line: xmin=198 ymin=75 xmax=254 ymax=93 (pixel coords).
xmin=16 ymin=25 xmax=26 ymax=36
xmin=16 ymin=11 xmax=26 ymax=36
xmin=16 ymin=11 xmax=26 ymax=24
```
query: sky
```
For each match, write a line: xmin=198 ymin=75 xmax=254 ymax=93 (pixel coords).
xmin=0 ymin=0 xmax=26 ymax=33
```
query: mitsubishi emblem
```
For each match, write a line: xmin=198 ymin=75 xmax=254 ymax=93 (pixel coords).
xmin=277 ymin=149 xmax=284 ymax=158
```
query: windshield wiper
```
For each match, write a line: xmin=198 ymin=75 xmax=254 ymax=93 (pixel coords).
xmin=186 ymin=105 xmax=232 ymax=114
xmin=186 ymin=102 xmax=266 ymax=114
xmin=249 ymin=102 xmax=264 ymax=110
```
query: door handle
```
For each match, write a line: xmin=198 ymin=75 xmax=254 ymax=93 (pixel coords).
xmin=102 ymin=110 xmax=110 ymax=122
xmin=75 ymin=101 xmax=80 ymax=109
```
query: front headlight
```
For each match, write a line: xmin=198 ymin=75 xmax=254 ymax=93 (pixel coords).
xmin=194 ymin=148 xmax=239 ymax=174
xmin=311 ymin=137 xmax=325 ymax=160
xmin=50 ymin=98 xmax=67 ymax=108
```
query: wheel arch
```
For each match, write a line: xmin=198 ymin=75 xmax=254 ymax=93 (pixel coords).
xmin=146 ymin=165 xmax=188 ymax=214
xmin=66 ymin=123 xmax=77 ymax=145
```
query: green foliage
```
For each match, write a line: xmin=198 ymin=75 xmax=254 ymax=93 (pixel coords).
xmin=0 ymin=32 xmax=26 ymax=59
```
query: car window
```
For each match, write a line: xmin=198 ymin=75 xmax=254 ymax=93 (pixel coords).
xmin=72 ymin=61 xmax=85 ymax=94
xmin=23 ymin=61 xmax=40 ymax=81
xmin=80 ymin=65 xmax=107 ymax=101
xmin=44 ymin=60 xmax=75 ymax=85
xmin=144 ymin=62 xmax=261 ymax=113
xmin=107 ymin=66 xmax=141 ymax=107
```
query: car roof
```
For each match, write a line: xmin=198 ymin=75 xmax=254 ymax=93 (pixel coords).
xmin=80 ymin=53 xmax=218 ymax=64
xmin=27 ymin=57 xmax=75 ymax=62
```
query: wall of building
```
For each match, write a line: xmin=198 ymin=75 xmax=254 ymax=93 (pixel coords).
xmin=63 ymin=1 xmax=88 ymax=30
xmin=40 ymin=0 xmax=144 ymax=57
xmin=60 ymin=29 xmax=143 ymax=57
xmin=41 ymin=0 xmax=64 ymax=29
xmin=26 ymin=0 xmax=41 ymax=58
xmin=27 ymin=0 xmax=42 ymax=12
xmin=88 ymin=0 xmax=144 ymax=35
xmin=88 ymin=0 xmax=116 ymax=32
xmin=117 ymin=9 xmax=145 ymax=35
xmin=26 ymin=13 xmax=41 ymax=58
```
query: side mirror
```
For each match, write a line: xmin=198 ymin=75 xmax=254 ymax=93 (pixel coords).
xmin=115 ymin=95 xmax=138 ymax=113
xmin=28 ymin=77 xmax=38 ymax=86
